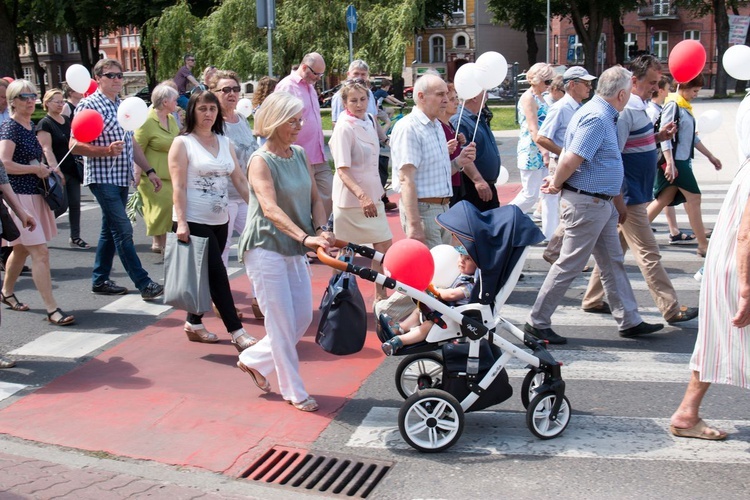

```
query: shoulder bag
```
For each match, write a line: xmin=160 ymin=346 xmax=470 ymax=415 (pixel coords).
xmin=37 ymin=170 xmax=68 ymax=217
xmin=0 ymin=194 xmax=21 ymax=242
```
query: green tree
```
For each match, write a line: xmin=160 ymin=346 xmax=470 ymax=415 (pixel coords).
xmin=143 ymin=0 xmax=201 ymax=81
xmin=486 ymin=0 xmax=554 ymax=67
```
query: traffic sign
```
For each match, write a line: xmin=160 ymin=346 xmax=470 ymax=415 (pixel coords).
xmin=346 ymin=4 xmax=358 ymax=33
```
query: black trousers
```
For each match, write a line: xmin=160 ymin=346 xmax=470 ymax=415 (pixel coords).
xmin=457 ymin=172 xmax=500 ymax=211
xmin=174 ymin=221 xmax=242 ymax=333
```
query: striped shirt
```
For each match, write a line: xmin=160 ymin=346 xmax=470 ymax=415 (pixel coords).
xmin=76 ymin=91 xmax=134 ymax=187
xmin=618 ymin=93 xmax=658 ymax=206
xmin=537 ymin=93 xmax=581 ymax=159
xmin=564 ymin=95 xmax=623 ymax=196
xmin=390 ymin=107 xmax=452 ymax=198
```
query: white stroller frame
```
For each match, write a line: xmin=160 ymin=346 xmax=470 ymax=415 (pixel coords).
xmin=318 ymin=241 xmax=570 ymax=453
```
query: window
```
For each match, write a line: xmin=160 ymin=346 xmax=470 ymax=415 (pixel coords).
xmin=23 ymin=67 xmax=33 ymax=81
xmin=19 ymin=44 xmax=29 ymax=56
xmin=57 ymin=65 xmax=63 ymax=85
xmin=684 ymin=30 xmax=700 ymax=41
xmin=451 ymin=0 xmax=464 ymax=14
xmin=654 ymin=0 xmax=671 ymax=16
xmin=454 ymin=34 xmax=467 ymax=49
xmin=430 ymin=35 xmax=445 ymax=63
xmin=123 ymin=50 xmax=130 ymax=71
xmin=35 ymin=36 xmax=48 ymax=54
xmin=598 ymin=34 xmax=607 ymax=65
xmin=625 ymin=33 xmax=637 ymax=61
xmin=67 ymin=35 xmax=79 ymax=53
xmin=131 ymin=50 xmax=139 ymax=72
xmin=415 ymin=36 xmax=422 ymax=64
xmin=53 ymin=35 xmax=62 ymax=54
xmin=654 ymin=31 xmax=669 ymax=60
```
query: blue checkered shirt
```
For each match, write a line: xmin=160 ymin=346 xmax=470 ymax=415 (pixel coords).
xmin=564 ymin=95 xmax=623 ymax=196
xmin=390 ymin=107 xmax=452 ymax=198
xmin=76 ymin=91 xmax=134 ymax=187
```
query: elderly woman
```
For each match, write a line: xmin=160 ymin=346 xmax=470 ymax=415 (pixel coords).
xmin=36 ymin=88 xmax=89 ymax=248
xmin=236 ymin=91 xmax=335 ymax=412
xmin=0 ymin=80 xmax=75 ymax=325
xmin=510 ymin=62 xmax=556 ymax=235
xmin=135 ymin=83 xmax=180 ymax=254
xmin=209 ymin=70 xmax=261 ymax=319
xmin=329 ymin=80 xmax=392 ymax=300
xmin=168 ymin=90 xmax=256 ymax=351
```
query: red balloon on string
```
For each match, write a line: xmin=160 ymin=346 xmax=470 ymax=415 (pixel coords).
xmin=71 ymin=109 xmax=104 ymax=142
xmin=1 ymin=76 xmax=14 ymax=83
xmin=84 ymin=79 xmax=98 ymax=97
xmin=668 ymin=40 xmax=706 ymax=83
xmin=383 ymin=239 xmax=435 ymax=291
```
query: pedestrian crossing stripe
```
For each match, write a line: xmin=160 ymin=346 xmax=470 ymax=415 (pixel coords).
xmin=347 ymin=407 xmax=750 ymax=463
xmin=9 ymin=331 xmax=122 ymax=359
xmin=497 ymin=304 xmax=696 ymax=328
xmin=0 ymin=382 xmax=27 ymax=403
xmin=512 ymin=272 xmax=701 ymax=292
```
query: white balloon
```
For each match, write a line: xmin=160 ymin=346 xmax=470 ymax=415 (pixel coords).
xmin=117 ymin=97 xmax=149 ymax=131
xmin=475 ymin=51 xmax=508 ymax=90
xmin=697 ymin=109 xmax=723 ymax=135
xmin=66 ymin=64 xmax=92 ymax=94
xmin=496 ymin=166 xmax=510 ymax=186
xmin=430 ymin=245 xmax=461 ymax=288
xmin=722 ymin=45 xmax=750 ymax=81
xmin=454 ymin=63 xmax=483 ymax=100
xmin=236 ymin=98 xmax=253 ymax=117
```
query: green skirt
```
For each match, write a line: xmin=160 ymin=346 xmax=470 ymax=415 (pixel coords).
xmin=653 ymin=159 xmax=700 ymax=207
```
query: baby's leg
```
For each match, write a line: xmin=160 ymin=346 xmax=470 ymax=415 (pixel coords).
xmin=398 ymin=309 xmax=421 ymax=332
xmin=398 ymin=321 xmax=432 ymax=346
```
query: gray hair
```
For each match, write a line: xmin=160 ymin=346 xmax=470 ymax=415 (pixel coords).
xmin=151 ymin=83 xmax=178 ymax=110
xmin=253 ymin=91 xmax=303 ymax=139
xmin=414 ymin=71 xmax=442 ymax=97
xmin=349 ymin=59 xmax=369 ymax=73
xmin=596 ymin=66 xmax=633 ymax=99
xmin=6 ymin=79 xmax=37 ymax=112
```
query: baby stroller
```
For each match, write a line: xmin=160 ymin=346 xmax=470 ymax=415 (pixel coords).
xmin=317 ymin=202 xmax=570 ymax=452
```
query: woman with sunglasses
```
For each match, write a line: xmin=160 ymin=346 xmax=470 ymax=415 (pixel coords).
xmin=0 ymin=80 xmax=75 ymax=325
xmin=168 ymin=90 xmax=257 ymax=350
xmin=208 ymin=70 xmax=263 ymax=320
xmin=510 ymin=63 xmax=556 ymax=233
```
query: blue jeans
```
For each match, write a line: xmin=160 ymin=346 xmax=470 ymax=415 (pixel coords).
xmin=89 ymin=183 xmax=151 ymax=291
xmin=177 ymin=94 xmax=189 ymax=110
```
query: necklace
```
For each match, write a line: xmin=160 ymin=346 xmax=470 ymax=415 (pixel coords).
xmin=193 ymin=132 xmax=218 ymax=152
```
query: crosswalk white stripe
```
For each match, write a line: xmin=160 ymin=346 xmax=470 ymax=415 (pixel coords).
xmin=347 ymin=408 xmax=750 ymax=463
xmin=513 ymin=272 xmax=701 ymax=292
xmin=497 ymin=304 xmax=696 ymax=327
xmin=96 ymin=294 xmax=172 ymax=316
xmin=9 ymin=331 xmax=122 ymax=358
xmin=0 ymin=382 xmax=27 ymax=403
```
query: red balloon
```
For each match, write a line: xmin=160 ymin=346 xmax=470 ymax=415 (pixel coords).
xmin=383 ymin=239 xmax=435 ymax=291
xmin=84 ymin=79 xmax=98 ymax=97
xmin=71 ymin=109 xmax=104 ymax=143
xmin=668 ymin=40 xmax=706 ymax=83
xmin=1 ymin=76 xmax=13 ymax=83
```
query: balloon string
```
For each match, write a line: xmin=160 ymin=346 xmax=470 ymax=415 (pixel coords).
xmin=456 ymin=101 xmax=465 ymax=135
xmin=55 ymin=141 xmax=78 ymax=168
xmin=471 ymin=90 xmax=487 ymax=143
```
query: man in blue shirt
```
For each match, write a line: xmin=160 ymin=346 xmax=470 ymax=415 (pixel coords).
xmin=450 ymin=89 xmax=500 ymax=210
xmin=525 ymin=66 xmax=664 ymax=344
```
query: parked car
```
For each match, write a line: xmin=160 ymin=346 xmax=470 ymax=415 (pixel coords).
xmin=403 ymin=86 xmax=414 ymax=99
xmin=133 ymin=86 xmax=152 ymax=105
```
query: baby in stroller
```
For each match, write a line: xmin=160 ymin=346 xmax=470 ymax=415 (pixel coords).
xmin=380 ymin=246 xmax=477 ymax=355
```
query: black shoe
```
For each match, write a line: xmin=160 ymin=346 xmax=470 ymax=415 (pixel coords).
xmin=92 ymin=280 xmax=129 ymax=295
xmin=524 ymin=323 xmax=567 ymax=344
xmin=20 ymin=265 xmax=31 ymax=275
xmin=666 ymin=306 xmax=699 ymax=324
xmin=583 ymin=302 xmax=611 ymax=314
xmin=619 ymin=321 xmax=664 ymax=338
xmin=141 ymin=281 xmax=164 ymax=301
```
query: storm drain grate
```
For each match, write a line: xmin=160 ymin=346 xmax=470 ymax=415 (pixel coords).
xmin=241 ymin=445 xmax=393 ymax=498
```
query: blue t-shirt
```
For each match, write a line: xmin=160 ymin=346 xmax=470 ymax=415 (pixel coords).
xmin=373 ymin=89 xmax=390 ymax=109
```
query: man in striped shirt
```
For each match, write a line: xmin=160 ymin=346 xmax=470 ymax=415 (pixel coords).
xmin=581 ymin=55 xmax=698 ymax=325
xmin=526 ymin=66 xmax=663 ymax=344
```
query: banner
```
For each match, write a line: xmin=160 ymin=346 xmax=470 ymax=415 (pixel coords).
xmin=728 ymin=15 xmax=750 ymax=45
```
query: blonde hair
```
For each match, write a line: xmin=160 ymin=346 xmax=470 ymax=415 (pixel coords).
xmin=42 ymin=88 xmax=63 ymax=111
xmin=6 ymin=79 xmax=37 ymax=112
xmin=527 ymin=63 xmax=555 ymax=86
xmin=253 ymin=91 xmax=303 ymax=139
xmin=339 ymin=81 xmax=369 ymax=102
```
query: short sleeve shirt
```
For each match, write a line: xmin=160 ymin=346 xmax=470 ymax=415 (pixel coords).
xmin=174 ymin=66 xmax=194 ymax=94
xmin=0 ymin=118 xmax=44 ymax=195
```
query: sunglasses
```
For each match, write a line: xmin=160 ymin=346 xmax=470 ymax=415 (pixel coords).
xmin=101 ymin=72 xmax=124 ymax=80
xmin=16 ymin=93 xmax=37 ymax=102
xmin=544 ymin=79 xmax=553 ymax=86
xmin=217 ymin=86 xmax=241 ymax=94
xmin=306 ymin=66 xmax=325 ymax=78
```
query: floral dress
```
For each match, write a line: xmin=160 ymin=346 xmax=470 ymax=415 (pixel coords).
xmin=516 ymin=93 xmax=549 ymax=170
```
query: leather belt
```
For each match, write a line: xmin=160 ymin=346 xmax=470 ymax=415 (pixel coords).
xmin=418 ymin=197 xmax=450 ymax=205
xmin=562 ymin=183 xmax=614 ymax=202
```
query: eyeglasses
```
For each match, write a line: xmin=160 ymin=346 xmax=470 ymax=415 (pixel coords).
xmin=186 ymin=59 xmax=195 ymax=62
xmin=287 ymin=118 xmax=305 ymax=129
xmin=575 ymin=80 xmax=592 ymax=88
xmin=306 ymin=65 xmax=325 ymax=78
xmin=15 ymin=93 xmax=37 ymax=102
xmin=217 ymin=86 xmax=241 ymax=94
xmin=544 ymin=79 xmax=553 ymax=86
xmin=344 ymin=78 xmax=368 ymax=86
xmin=101 ymin=72 xmax=124 ymax=80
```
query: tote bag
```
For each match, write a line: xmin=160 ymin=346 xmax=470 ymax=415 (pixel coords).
xmin=163 ymin=233 xmax=212 ymax=313
xmin=316 ymin=270 xmax=367 ymax=355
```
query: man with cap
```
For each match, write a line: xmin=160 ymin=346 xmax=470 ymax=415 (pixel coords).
xmin=580 ymin=54 xmax=698 ymax=325
xmin=536 ymin=66 xmax=596 ymax=240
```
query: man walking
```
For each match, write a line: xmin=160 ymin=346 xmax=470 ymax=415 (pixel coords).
xmin=525 ymin=66 xmax=663 ymax=344
xmin=581 ymin=55 xmax=698 ymax=325
xmin=275 ymin=52 xmax=331 ymax=217
xmin=72 ymin=58 xmax=164 ymax=301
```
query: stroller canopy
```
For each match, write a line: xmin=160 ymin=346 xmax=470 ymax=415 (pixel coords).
xmin=436 ymin=202 xmax=544 ymax=304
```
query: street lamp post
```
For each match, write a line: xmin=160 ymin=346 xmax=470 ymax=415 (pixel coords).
xmin=546 ymin=0 xmax=550 ymax=63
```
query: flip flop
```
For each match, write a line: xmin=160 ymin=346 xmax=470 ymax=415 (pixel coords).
xmin=237 ymin=361 xmax=271 ymax=393
xmin=670 ymin=419 xmax=727 ymax=440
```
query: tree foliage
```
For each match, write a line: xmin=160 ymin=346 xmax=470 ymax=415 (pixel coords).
xmin=143 ymin=0 xmax=201 ymax=81
xmin=486 ymin=0 xmax=557 ymax=67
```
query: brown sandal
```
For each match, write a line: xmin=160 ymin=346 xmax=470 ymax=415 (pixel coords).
xmin=184 ymin=322 xmax=219 ymax=343
xmin=46 ymin=308 xmax=75 ymax=326
xmin=1 ymin=292 xmax=30 ymax=311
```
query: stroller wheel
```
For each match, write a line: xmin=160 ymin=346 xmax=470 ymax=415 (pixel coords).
xmin=526 ymin=391 xmax=571 ymax=440
xmin=398 ymin=389 xmax=464 ymax=453
xmin=395 ymin=352 xmax=444 ymax=399
xmin=520 ymin=370 xmax=546 ymax=409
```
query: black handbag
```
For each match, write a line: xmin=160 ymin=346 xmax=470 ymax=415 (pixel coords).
xmin=317 ymin=262 xmax=367 ymax=356
xmin=0 ymin=194 xmax=20 ymax=242
xmin=38 ymin=170 xmax=68 ymax=217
